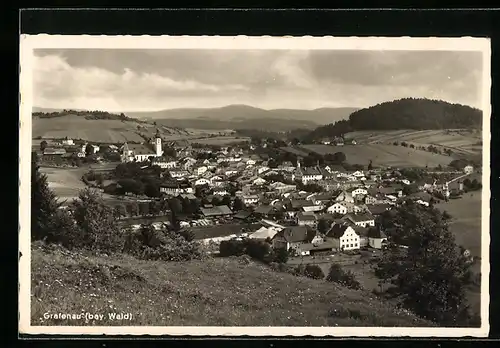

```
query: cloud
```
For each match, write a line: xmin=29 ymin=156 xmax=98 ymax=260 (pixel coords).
xmin=31 ymin=49 xmax=484 ymax=111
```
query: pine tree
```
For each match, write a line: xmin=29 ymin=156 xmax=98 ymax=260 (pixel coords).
xmin=31 ymin=154 xmax=75 ymax=244
xmin=375 ymin=201 xmax=473 ymax=326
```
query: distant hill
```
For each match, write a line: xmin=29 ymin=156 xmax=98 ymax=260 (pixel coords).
xmin=128 ymin=105 xmax=358 ymax=132
xmin=303 ymin=98 xmax=482 ymax=142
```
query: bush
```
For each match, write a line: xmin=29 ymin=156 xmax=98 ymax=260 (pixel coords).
xmin=326 ymin=264 xmax=362 ymax=290
xmin=303 ymin=264 xmax=325 ymax=280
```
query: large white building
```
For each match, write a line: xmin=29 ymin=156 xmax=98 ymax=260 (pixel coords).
xmin=121 ymin=130 xmax=164 ymax=163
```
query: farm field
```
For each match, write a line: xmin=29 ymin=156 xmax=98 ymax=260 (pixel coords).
xmin=344 ymin=129 xmax=482 ymax=157
xmin=435 ymin=190 xmax=483 ymax=258
xmin=188 ymin=136 xmax=251 ymax=145
xmin=297 ymin=144 xmax=453 ymax=168
xmin=39 ymin=166 xmax=88 ymax=202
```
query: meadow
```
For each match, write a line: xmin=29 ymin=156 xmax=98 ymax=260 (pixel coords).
xmin=344 ymin=129 xmax=482 ymax=158
xmin=31 ymin=243 xmax=432 ymax=327
xmin=435 ymin=190 xmax=483 ymax=258
xmin=188 ymin=136 xmax=251 ymax=145
xmin=297 ymin=144 xmax=454 ymax=168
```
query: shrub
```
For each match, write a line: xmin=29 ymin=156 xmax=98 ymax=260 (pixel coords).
xmin=326 ymin=264 xmax=362 ymax=290
xmin=303 ymin=264 xmax=325 ymax=280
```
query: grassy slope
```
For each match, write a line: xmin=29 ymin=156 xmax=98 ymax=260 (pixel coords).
xmin=297 ymin=144 xmax=454 ymax=168
xmin=31 ymin=244 xmax=432 ymax=327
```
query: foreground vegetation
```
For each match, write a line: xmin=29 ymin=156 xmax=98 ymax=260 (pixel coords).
xmin=31 ymin=243 xmax=432 ymax=327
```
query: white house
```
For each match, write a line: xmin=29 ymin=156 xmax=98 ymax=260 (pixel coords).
xmin=62 ymin=138 xmax=74 ymax=146
xmin=252 ymin=177 xmax=267 ymax=186
xmin=349 ymin=187 xmax=368 ymax=198
xmin=464 ymin=165 xmax=474 ymax=174
xmin=326 ymin=223 xmax=360 ymax=251
xmin=225 ymin=169 xmax=239 ymax=177
xmin=368 ymin=228 xmax=388 ymax=249
xmin=327 ymin=202 xmax=348 ymax=215
xmin=272 ymin=226 xmax=317 ymax=255
xmin=352 ymin=170 xmax=365 ymax=178
xmin=193 ymin=166 xmax=208 ymax=176
xmin=213 ymin=188 xmax=230 ymax=196
xmin=258 ymin=166 xmax=270 ymax=175
xmin=246 ymin=159 xmax=257 ymax=166
xmin=334 ymin=191 xmax=355 ymax=203
xmin=160 ymin=182 xmax=194 ymax=196
xmin=194 ymin=178 xmax=211 ymax=186
xmin=242 ymin=195 xmax=259 ymax=205
xmin=152 ymin=158 xmax=178 ymax=169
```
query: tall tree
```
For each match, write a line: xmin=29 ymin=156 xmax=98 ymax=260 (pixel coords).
xmin=375 ymin=201 xmax=473 ymax=326
xmin=31 ymin=155 xmax=75 ymax=244
xmin=40 ymin=140 xmax=48 ymax=152
xmin=70 ymin=188 xmax=124 ymax=252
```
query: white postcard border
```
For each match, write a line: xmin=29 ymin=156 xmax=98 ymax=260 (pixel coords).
xmin=19 ymin=35 xmax=491 ymax=337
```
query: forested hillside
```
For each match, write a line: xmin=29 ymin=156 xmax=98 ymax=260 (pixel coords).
xmin=302 ymin=98 xmax=482 ymax=142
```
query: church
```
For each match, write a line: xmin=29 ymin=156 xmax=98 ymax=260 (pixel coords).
xmin=121 ymin=130 xmax=164 ymax=163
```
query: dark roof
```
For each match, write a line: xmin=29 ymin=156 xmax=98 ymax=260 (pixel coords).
xmin=345 ymin=213 xmax=375 ymax=222
xmin=301 ymin=167 xmax=322 ymax=176
xmin=408 ymin=192 xmax=432 ymax=202
xmin=279 ymin=226 xmax=316 ymax=243
xmin=367 ymin=227 xmax=387 ymax=239
xmin=326 ymin=223 xmax=353 ymax=238
xmin=297 ymin=212 xmax=316 ymax=221
xmin=354 ymin=226 xmax=370 ymax=237
xmin=254 ymin=205 xmax=279 ymax=215
xmin=365 ymin=204 xmax=391 ymax=215
xmin=291 ymin=200 xmax=315 ymax=209
xmin=233 ymin=210 xmax=253 ymax=219
xmin=200 ymin=205 xmax=233 ymax=217
xmin=126 ymin=143 xmax=156 ymax=155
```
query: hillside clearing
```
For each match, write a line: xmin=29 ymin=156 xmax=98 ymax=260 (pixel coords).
xmin=296 ymin=144 xmax=453 ymax=168
xmin=31 ymin=244 xmax=432 ymax=327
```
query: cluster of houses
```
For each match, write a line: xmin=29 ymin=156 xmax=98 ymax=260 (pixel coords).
xmin=39 ymin=137 xmax=119 ymax=162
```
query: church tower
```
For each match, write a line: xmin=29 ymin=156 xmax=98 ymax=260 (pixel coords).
xmin=155 ymin=129 xmax=163 ymax=157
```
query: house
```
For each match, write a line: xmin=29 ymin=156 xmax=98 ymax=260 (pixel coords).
xmin=349 ymin=187 xmax=368 ymax=198
xmin=152 ymin=158 xmax=178 ymax=169
xmin=269 ymin=182 xmax=297 ymax=194
xmin=233 ymin=210 xmax=253 ymax=222
xmin=253 ymin=205 xmax=282 ymax=218
xmin=321 ymin=138 xmax=332 ymax=145
xmin=297 ymin=211 xmax=316 ymax=226
xmin=193 ymin=178 xmax=211 ymax=187
xmin=249 ymin=226 xmax=281 ymax=241
xmin=193 ymin=166 xmax=208 ymax=176
xmin=326 ymin=202 xmax=348 ymax=215
xmin=364 ymin=195 xmax=379 ymax=205
xmin=334 ymin=190 xmax=355 ymax=203
xmin=343 ymin=213 xmax=376 ymax=228
xmin=242 ymin=195 xmax=260 ymax=205
xmin=325 ymin=223 xmax=360 ymax=251
xmin=352 ymin=170 xmax=365 ymax=178
xmin=408 ymin=192 xmax=433 ymax=206
xmin=298 ymin=166 xmax=324 ymax=184
xmin=160 ymin=181 xmax=194 ymax=196
xmin=367 ymin=228 xmax=388 ymax=249
xmin=341 ymin=201 xmax=365 ymax=214
xmin=246 ymin=159 xmax=257 ymax=166
xmin=463 ymin=164 xmax=474 ymax=174
xmin=308 ymin=192 xmax=334 ymax=206
xmin=169 ymin=169 xmax=190 ymax=179
xmin=252 ymin=177 xmax=267 ymax=186
xmin=43 ymin=147 xmax=67 ymax=156
xmin=200 ymin=205 xmax=234 ymax=218
xmin=354 ymin=226 xmax=370 ymax=248
xmin=272 ymin=226 xmax=318 ymax=255
xmin=365 ymin=204 xmax=391 ymax=216
xmin=61 ymin=138 xmax=74 ymax=146
xmin=213 ymin=187 xmax=230 ymax=196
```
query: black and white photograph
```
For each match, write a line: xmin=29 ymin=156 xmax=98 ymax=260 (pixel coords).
xmin=19 ymin=35 xmax=490 ymax=337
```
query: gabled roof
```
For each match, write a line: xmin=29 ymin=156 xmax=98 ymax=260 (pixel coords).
xmin=278 ymin=225 xmax=316 ymax=243
xmin=365 ymin=204 xmax=391 ymax=215
xmin=367 ymin=227 xmax=387 ymax=239
xmin=326 ymin=223 xmax=354 ymax=239
xmin=291 ymin=199 xmax=315 ymax=209
xmin=345 ymin=213 xmax=375 ymax=222
xmin=297 ymin=211 xmax=316 ymax=221
xmin=200 ymin=205 xmax=233 ymax=216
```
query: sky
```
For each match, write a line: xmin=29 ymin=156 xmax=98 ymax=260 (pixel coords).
xmin=32 ymin=49 xmax=484 ymax=112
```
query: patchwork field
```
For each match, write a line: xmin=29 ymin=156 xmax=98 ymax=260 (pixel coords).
xmin=295 ymin=144 xmax=454 ymax=168
xmin=435 ymin=190 xmax=483 ymax=258
xmin=344 ymin=129 xmax=483 ymax=158
xmin=32 ymin=115 xmax=239 ymax=144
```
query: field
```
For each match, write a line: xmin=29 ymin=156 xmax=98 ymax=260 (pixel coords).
xmin=188 ymin=136 xmax=251 ymax=145
xmin=39 ymin=166 xmax=88 ymax=201
xmin=32 ymin=115 xmax=240 ymax=144
xmin=343 ymin=129 xmax=482 ymax=158
xmin=436 ymin=190 xmax=483 ymax=258
xmin=295 ymin=144 xmax=454 ymax=168
xmin=31 ymin=244 xmax=432 ymax=327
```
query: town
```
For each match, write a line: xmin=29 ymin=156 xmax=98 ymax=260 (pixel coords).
xmin=35 ymin=129 xmax=481 ymax=264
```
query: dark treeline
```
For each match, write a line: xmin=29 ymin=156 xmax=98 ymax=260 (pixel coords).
xmin=32 ymin=109 xmax=139 ymax=122
xmin=302 ymin=98 xmax=482 ymax=142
